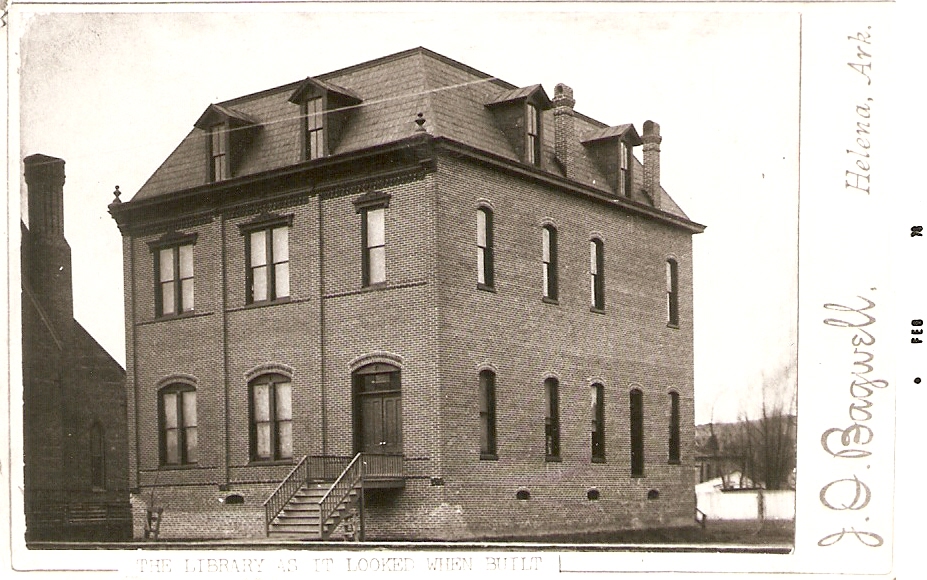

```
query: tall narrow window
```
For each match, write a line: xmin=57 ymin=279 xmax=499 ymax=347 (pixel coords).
xmin=90 ymin=423 xmax=105 ymax=489
xmin=526 ymin=103 xmax=541 ymax=165
xmin=479 ymin=370 xmax=497 ymax=459
xmin=156 ymin=243 xmax=194 ymax=316
xmin=590 ymin=239 xmax=605 ymax=310
xmin=362 ymin=207 xmax=386 ymax=286
xmin=542 ymin=225 xmax=558 ymax=301
xmin=247 ymin=225 xmax=290 ymax=303
xmin=250 ymin=375 xmax=293 ymax=462
xmin=306 ymin=97 xmax=324 ymax=160
xmin=160 ymin=385 xmax=197 ymax=466
xmin=477 ymin=207 xmax=494 ymax=289
xmin=591 ymin=383 xmax=605 ymax=462
xmin=619 ymin=141 xmax=630 ymax=196
xmin=544 ymin=378 xmax=560 ymax=460
xmin=668 ymin=392 xmax=681 ymax=464
xmin=210 ymin=124 xmax=228 ymax=181
xmin=631 ymin=389 xmax=645 ymax=476
xmin=666 ymin=259 xmax=679 ymax=326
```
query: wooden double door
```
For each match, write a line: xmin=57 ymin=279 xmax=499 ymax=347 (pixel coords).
xmin=354 ymin=363 xmax=402 ymax=455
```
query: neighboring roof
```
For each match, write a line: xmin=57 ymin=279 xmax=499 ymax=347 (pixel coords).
xmin=131 ymin=47 xmax=692 ymax=222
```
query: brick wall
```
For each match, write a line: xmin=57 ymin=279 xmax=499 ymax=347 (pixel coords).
xmin=431 ymin=154 xmax=697 ymax=536
xmin=123 ymin=147 xmax=698 ymax=540
xmin=22 ymin=155 xmax=131 ymax=541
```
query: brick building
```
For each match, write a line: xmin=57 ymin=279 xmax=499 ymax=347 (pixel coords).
xmin=108 ymin=48 xmax=704 ymax=541
xmin=22 ymin=154 xmax=131 ymax=541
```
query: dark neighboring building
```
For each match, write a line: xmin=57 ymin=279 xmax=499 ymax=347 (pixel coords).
xmin=22 ymin=154 xmax=131 ymax=541
xmin=109 ymin=47 xmax=705 ymax=540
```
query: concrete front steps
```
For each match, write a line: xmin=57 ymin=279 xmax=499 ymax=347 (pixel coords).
xmin=267 ymin=482 xmax=358 ymax=540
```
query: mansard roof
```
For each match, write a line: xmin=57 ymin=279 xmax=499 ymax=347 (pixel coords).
xmin=130 ymin=47 xmax=691 ymax=222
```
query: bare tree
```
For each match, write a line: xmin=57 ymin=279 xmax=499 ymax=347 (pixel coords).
xmin=735 ymin=369 xmax=797 ymax=490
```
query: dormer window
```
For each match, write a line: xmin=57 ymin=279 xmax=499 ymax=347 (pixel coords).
xmin=526 ymin=103 xmax=541 ymax=166
xmin=289 ymin=77 xmax=362 ymax=162
xmin=619 ymin=140 xmax=630 ymax=196
xmin=485 ymin=84 xmax=551 ymax=166
xmin=306 ymin=97 xmax=324 ymax=159
xmin=194 ymin=103 xmax=260 ymax=183
xmin=582 ymin=124 xmax=642 ymax=198
xmin=210 ymin=124 xmax=229 ymax=181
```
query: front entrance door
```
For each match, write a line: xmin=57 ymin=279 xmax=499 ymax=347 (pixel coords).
xmin=355 ymin=363 xmax=402 ymax=455
xmin=360 ymin=393 xmax=402 ymax=454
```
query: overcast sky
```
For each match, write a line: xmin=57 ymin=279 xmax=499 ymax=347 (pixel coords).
xmin=14 ymin=6 xmax=799 ymax=425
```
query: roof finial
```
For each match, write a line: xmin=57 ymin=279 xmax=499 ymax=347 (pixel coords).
xmin=414 ymin=112 xmax=427 ymax=133
xmin=111 ymin=185 xmax=122 ymax=204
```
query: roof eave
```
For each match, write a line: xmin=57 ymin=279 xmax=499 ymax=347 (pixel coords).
xmin=433 ymin=136 xmax=705 ymax=234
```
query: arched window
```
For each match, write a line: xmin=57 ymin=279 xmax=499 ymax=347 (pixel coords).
xmin=666 ymin=259 xmax=679 ymax=326
xmin=542 ymin=225 xmax=558 ymax=301
xmin=590 ymin=239 xmax=605 ymax=311
xmin=544 ymin=378 xmax=560 ymax=460
xmin=630 ymin=389 xmax=644 ymax=476
xmin=250 ymin=374 xmax=293 ymax=461
xmin=479 ymin=370 xmax=497 ymax=459
xmin=477 ymin=207 xmax=494 ymax=289
xmin=160 ymin=384 xmax=197 ymax=466
xmin=590 ymin=383 xmax=605 ymax=462
xmin=90 ymin=422 xmax=105 ymax=489
xmin=668 ymin=392 xmax=681 ymax=464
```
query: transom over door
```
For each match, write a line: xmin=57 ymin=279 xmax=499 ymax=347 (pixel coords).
xmin=354 ymin=363 xmax=402 ymax=455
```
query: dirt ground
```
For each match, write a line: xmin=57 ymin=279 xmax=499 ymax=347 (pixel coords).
xmin=491 ymin=519 xmax=795 ymax=547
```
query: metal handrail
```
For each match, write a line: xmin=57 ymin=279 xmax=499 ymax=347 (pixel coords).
xmin=318 ymin=452 xmax=364 ymax=539
xmin=262 ymin=455 xmax=309 ymax=536
xmin=695 ymin=507 xmax=708 ymax=529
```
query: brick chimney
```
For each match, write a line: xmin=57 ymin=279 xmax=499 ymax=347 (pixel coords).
xmin=552 ymin=84 xmax=575 ymax=179
xmin=642 ymin=120 xmax=662 ymax=209
xmin=23 ymin=154 xmax=73 ymax=335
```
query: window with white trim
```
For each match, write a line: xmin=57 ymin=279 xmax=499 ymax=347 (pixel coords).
xmin=160 ymin=384 xmax=197 ymax=466
xmin=250 ymin=374 xmax=293 ymax=462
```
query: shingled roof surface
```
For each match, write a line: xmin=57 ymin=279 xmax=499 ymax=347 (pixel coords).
xmin=132 ymin=47 xmax=689 ymax=220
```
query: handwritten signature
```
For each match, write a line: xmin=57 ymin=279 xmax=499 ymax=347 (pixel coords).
xmin=819 ymin=296 xmax=885 ymax=548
